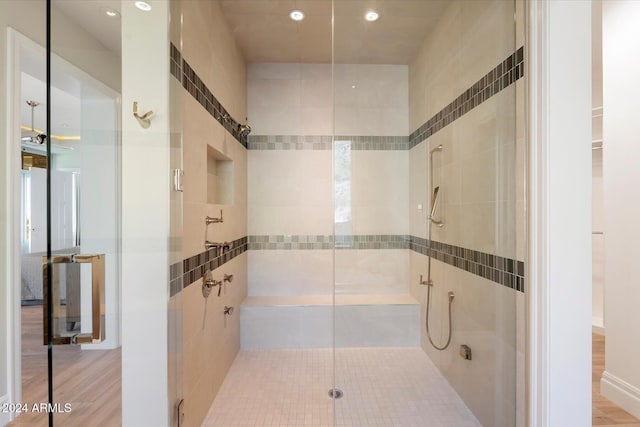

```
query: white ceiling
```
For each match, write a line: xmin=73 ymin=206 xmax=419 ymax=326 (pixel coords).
xmin=49 ymin=0 xmax=449 ymax=64
xmin=220 ymin=0 xmax=450 ymax=64
xmin=54 ymin=0 xmax=122 ymax=56
xmin=19 ymin=1 xmax=119 ymax=147
xmin=21 ymin=72 xmax=81 ymax=137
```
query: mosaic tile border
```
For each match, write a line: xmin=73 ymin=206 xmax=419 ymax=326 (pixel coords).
xmin=409 ymin=46 xmax=525 ymax=149
xmin=248 ymin=235 xmax=409 ymax=250
xmin=169 ymin=236 xmax=248 ymax=297
xmin=410 ymin=236 xmax=525 ymax=293
xmin=170 ymin=42 xmax=182 ymax=81
xmin=247 ymin=234 xmax=524 ymax=293
xmin=171 ymin=44 xmax=523 ymax=151
xmin=171 ymin=43 xmax=523 ymax=151
xmin=170 ymin=43 xmax=247 ymax=147
xmin=169 ymin=234 xmax=523 ymax=295
xmin=247 ymin=135 xmax=409 ymax=151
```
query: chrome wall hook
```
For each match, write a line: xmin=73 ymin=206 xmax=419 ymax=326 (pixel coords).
xmin=133 ymin=101 xmax=154 ymax=129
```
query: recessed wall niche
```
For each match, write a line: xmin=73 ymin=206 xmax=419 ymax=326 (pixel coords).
xmin=207 ymin=145 xmax=234 ymax=205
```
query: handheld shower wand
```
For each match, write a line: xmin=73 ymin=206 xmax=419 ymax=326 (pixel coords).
xmin=422 ymin=144 xmax=453 ymax=351
xmin=430 ymin=186 xmax=440 ymax=219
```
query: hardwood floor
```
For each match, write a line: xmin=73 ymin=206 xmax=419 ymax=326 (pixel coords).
xmin=8 ymin=306 xmax=121 ymax=427
xmin=593 ymin=333 xmax=640 ymax=426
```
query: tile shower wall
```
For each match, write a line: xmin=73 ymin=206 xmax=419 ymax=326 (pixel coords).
xmin=407 ymin=1 xmax=525 ymax=426
xmin=176 ymin=1 xmax=248 ymax=426
xmin=247 ymin=63 xmax=410 ymax=297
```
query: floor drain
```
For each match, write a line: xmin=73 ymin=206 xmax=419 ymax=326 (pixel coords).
xmin=328 ymin=388 xmax=343 ymax=399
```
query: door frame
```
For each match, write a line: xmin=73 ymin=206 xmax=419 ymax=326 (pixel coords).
xmin=1 ymin=2 xmax=596 ymax=426
xmin=1 ymin=27 xmax=35 ymax=424
xmin=526 ymin=1 xmax=593 ymax=426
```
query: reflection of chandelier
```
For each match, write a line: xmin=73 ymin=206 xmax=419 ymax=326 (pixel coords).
xmin=20 ymin=100 xmax=77 ymax=150
xmin=21 ymin=100 xmax=47 ymax=145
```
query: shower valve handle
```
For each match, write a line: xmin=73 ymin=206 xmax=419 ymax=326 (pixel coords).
xmin=419 ymin=274 xmax=432 ymax=286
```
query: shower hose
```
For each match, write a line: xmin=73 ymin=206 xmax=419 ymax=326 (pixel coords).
xmin=425 ymin=279 xmax=453 ymax=351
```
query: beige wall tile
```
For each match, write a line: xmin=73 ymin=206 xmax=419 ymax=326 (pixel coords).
xmin=301 ymin=106 xmax=334 ymax=135
xmin=181 ymin=254 xmax=247 ymax=426
xmin=335 ymin=250 xmax=410 ymax=294
xmin=409 ymin=144 xmax=428 ymax=239
xmin=248 ymin=150 xmax=333 ymax=235
xmin=248 ymin=250 xmax=334 ymax=296
xmin=181 ymin=0 xmax=249 ymax=422
xmin=182 ymin=0 xmax=246 ymax=122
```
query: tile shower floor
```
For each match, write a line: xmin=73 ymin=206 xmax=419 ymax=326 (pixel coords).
xmin=203 ymin=347 xmax=480 ymax=426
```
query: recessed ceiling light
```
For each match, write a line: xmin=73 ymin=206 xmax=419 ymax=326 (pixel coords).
xmin=289 ymin=10 xmax=304 ymax=21
xmin=104 ymin=8 xmax=120 ymax=18
xmin=365 ymin=11 xmax=379 ymax=22
xmin=135 ymin=1 xmax=152 ymax=12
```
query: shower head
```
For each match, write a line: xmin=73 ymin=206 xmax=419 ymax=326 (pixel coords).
xmin=430 ymin=186 xmax=440 ymax=218
xmin=429 ymin=144 xmax=443 ymax=154
xmin=238 ymin=124 xmax=251 ymax=139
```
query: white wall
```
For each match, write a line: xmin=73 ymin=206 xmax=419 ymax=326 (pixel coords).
xmin=592 ymin=147 xmax=605 ymax=331
xmin=120 ymin=1 xmax=170 ymax=425
xmin=601 ymin=0 xmax=640 ymax=418
xmin=79 ymin=94 xmax=120 ymax=350
xmin=592 ymin=0 xmax=605 ymax=333
xmin=528 ymin=1 xmax=593 ymax=425
xmin=546 ymin=1 xmax=593 ymax=422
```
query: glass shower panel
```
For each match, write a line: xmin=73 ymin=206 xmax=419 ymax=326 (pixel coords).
xmin=194 ymin=1 xmax=336 ymax=425
xmin=333 ymin=1 xmax=522 ymax=426
xmin=168 ymin=1 xmax=184 ymax=425
xmin=47 ymin=0 xmax=122 ymax=424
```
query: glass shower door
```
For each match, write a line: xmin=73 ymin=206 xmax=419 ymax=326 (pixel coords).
xmin=44 ymin=1 xmax=122 ymax=424
xmin=332 ymin=1 xmax=523 ymax=426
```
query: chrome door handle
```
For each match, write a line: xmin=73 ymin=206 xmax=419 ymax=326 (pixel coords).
xmin=43 ymin=253 xmax=106 ymax=345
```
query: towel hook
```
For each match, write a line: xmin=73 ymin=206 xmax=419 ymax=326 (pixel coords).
xmin=133 ymin=101 xmax=154 ymax=129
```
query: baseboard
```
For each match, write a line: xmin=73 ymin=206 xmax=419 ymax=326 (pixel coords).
xmin=592 ymin=324 xmax=605 ymax=335
xmin=601 ymin=370 xmax=640 ymax=419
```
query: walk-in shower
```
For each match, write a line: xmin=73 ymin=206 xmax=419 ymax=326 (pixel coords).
xmin=171 ymin=0 xmax=525 ymax=426
xmin=2 ymin=0 xmax=524 ymax=425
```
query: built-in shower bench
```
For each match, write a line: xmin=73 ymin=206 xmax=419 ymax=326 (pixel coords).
xmin=240 ymin=294 xmax=420 ymax=349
